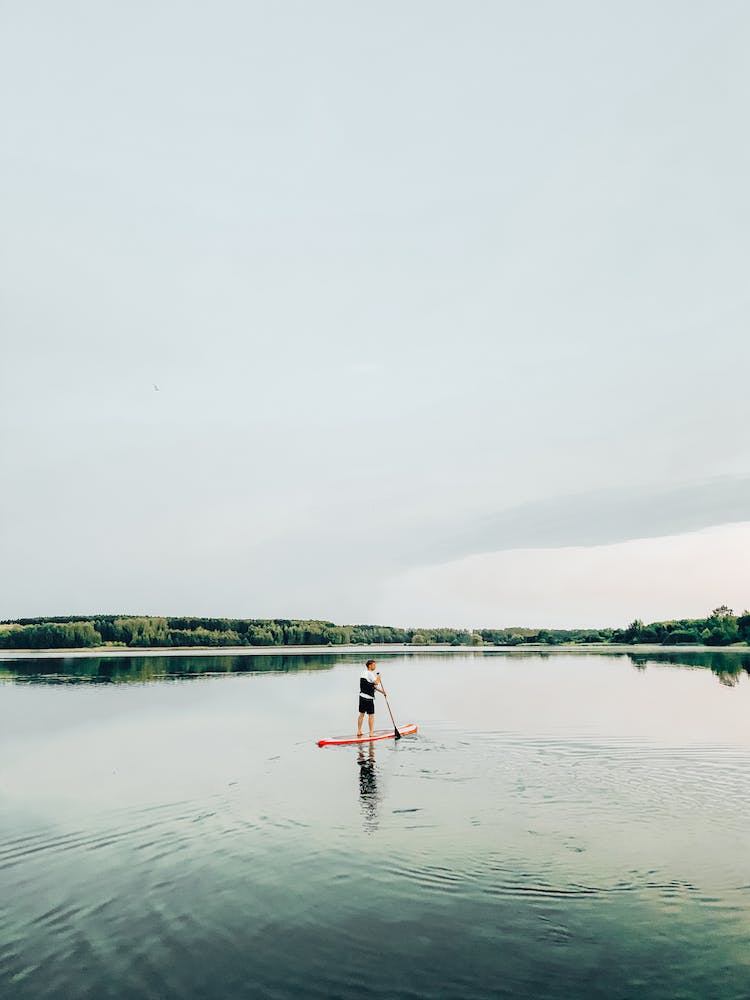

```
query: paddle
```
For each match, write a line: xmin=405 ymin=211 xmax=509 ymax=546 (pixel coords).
xmin=378 ymin=681 xmax=402 ymax=740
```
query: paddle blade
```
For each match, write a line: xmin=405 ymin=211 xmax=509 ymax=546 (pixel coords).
xmin=394 ymin=728 xmax=402 ymax=740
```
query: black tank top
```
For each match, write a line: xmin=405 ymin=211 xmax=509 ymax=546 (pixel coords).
xmin=360 ymin=673 xmax=376 ymax=697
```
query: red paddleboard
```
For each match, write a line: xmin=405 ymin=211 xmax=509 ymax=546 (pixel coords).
xmin=317 ymin=723 xmax=418 ymax=748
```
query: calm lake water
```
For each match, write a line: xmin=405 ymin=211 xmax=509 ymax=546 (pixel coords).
xmin=2 ymin=649 xmax=750 ymax=999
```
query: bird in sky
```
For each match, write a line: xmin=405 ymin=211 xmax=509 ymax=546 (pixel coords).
xmin=153 ymin=384 xmax=160 ymax=391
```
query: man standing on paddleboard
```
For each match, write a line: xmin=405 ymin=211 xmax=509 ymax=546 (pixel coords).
xmin=357 ymin=659 xmax=384 ymax=738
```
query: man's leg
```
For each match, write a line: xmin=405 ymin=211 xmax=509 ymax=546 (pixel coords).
xmin=368 ymin=709 xmax=375 ymax=736
xmin=357 ymin=711 xmax=364 ymax=736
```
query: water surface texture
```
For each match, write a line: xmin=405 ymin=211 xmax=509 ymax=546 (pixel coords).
xmin=2 ymin=650 xmax=750 ymax=999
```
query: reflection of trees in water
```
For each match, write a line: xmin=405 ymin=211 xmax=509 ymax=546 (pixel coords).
xmin=3 ymin=653 xmax=340 ymax=684
xmin=357 ymin=746 xmax=379 ymax=833
xmin=9 ymin=647 xmax=750 ymax=686
xmin=716 ymin=671 xmax=741 ymax=687
xmin=628 ymin=651 xmax=750 ymax=685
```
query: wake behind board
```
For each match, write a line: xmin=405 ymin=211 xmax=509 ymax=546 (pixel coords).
xmin=317 ymin=723 xmax=418 ymax=748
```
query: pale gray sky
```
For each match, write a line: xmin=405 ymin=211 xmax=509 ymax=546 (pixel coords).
xmin=2 ymin=1 xmax=749 ymax=626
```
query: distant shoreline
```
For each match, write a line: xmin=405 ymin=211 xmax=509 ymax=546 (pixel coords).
xmin=1 ymin=643 xmax=748 ymax=660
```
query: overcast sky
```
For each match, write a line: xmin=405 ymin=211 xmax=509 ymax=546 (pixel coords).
xmin=1 ymin=1 xmax=748 ymax=628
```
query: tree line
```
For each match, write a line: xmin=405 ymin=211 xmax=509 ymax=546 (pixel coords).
xmin=0 ymin=607 xmax=748 ymax=650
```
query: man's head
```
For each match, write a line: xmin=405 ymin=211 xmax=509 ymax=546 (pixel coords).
xmin=366 ymin=659 xmax=377 ymax=672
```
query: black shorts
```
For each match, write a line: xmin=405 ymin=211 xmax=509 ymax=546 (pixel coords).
xmin=358 ymin=696 xmax=375 ymax=715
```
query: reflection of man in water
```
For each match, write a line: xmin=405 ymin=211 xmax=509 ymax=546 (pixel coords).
xmin=357 ymin=659 xmax=383 ymax=737
xmin=357 ymin=745 xmax=378 ymax=831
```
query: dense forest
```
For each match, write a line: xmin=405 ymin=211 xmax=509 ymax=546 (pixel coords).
xmin=0 ymin=607 xmax=748 ymax=650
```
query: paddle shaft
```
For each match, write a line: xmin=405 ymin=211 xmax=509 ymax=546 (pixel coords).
xmin=378 ymin=683 xmax=402 ymax=739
